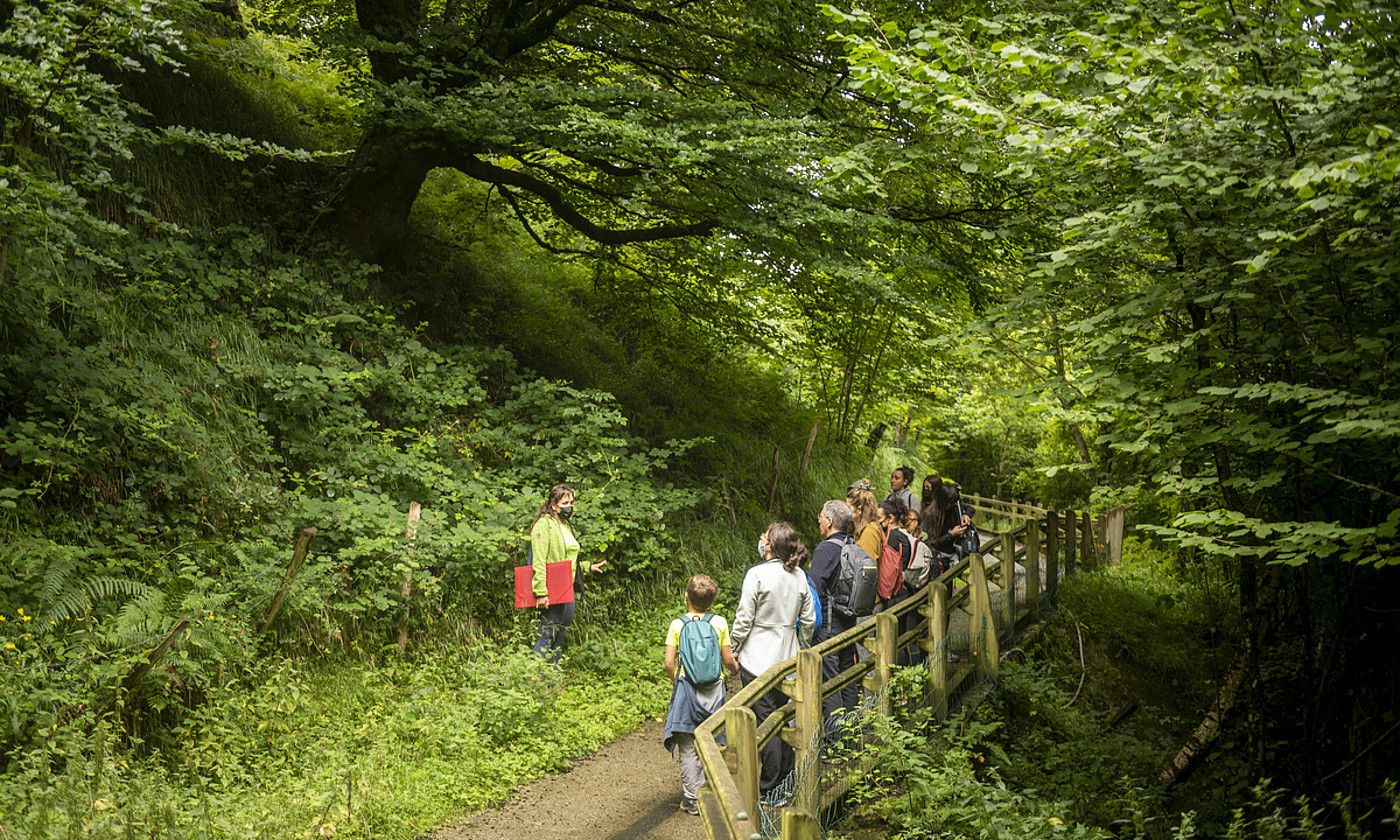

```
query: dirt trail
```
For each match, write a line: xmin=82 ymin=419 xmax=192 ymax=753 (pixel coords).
xmin=427 ymin=720 xmax=701 ymax=840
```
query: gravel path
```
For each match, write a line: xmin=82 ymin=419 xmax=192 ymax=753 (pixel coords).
xmin=427 ymin=720 xmax=701 ymax=840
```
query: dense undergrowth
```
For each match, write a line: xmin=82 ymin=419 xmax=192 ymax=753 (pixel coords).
xmin=840 ymin=541 xmax=1399 ymax=839
xmin=0 ymin=6 xmax=914 ymax=835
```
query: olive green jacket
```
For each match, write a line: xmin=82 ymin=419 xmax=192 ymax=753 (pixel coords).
xmin=530 ymin=515 xmax=581 ymax=598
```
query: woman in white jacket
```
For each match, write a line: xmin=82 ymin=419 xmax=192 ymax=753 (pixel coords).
xmin=730 ymin=521 xmax=816 ymax=799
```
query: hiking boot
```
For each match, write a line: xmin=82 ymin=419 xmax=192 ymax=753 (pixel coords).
xmin=680 ymin=798 xmax=699 ymax=816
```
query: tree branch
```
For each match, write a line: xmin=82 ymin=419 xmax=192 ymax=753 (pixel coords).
xmin=452 ymin=154 xmax=715 ymax=244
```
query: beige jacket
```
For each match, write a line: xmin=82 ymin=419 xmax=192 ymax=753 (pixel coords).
xmin=731 ymin=558 xmax=816 ymax=675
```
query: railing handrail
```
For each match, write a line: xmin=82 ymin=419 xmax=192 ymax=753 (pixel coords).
xmin=696 ymin=499 xmax=1099 ymax=840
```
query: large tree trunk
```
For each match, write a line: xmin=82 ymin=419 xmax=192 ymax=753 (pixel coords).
xmin=334 ymin=128 xmax=440 ymax=264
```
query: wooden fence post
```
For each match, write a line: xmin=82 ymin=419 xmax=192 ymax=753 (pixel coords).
xmin=1082 ymin=511 xmax=1096 ymax=572
xmin=119 ymin=617 xmax=190 ymax=699
xmin=1104 ymin=504 xmax=1127 ymax=565
xmin=782 ymin=808 xmax=822 ymax=840
xmin=397 ymin=502 xmax=422 ymax=652
xmin=865 ymin=611 xmax=898 ymax=719
xmin=766 ymin=446 xmax=781 ymax=513
xmin=797 ymin=420 xmax=821 ymax=484
xmin=1045 ymin=511 xmax=1060 ymax=601
xmin=256 ymin=527 xmax=317 ymax=635
xmin=792 ymin=649 xmax=823 ymax=812
xmin=1064 ymin=511 xmax=1077 ymax=579
xmin=1025 ymin=518 xmax=1041 ymax=619
xmin=725 ymin=705 xmax=760 ymax=823
xmin=925 ymin=584 xmax=948 ymax=720
xmin=968 ymin=553 xmax=999 ymax=682
xmin=998 ymin=529 xmax=1014 ymax=635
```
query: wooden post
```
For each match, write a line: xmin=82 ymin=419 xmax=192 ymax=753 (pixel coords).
xmin=998 ymin=529 xmax=1014 ymax=635
xmin=797 ymin=420 xmax=821 ymax=484
xmin=968 ymin=553 xmax=999 ymax=681
xmin=120 ymin=617 xmax=190 ymax=697
xmin=256 ymin=527 xmax=317 ymax=634
xmin=725 ymin=705 xmax=760 ymax=823
xmin=397 ymin=502 xmax=422 ymax=652
xmin=1064 ymin=511 xmax=1077 ymax=578
xmin=1082 ymin=511 xmax=1096 ymax=572
xmin=792 ymin=649 xmax=823 ymax=812
xmin=766 ymin=446 xmax=781 ymax=513
xmin=1104 ymin=504 xmax=1127 ymax=565
xmin=1045 ymin=511 xmax=1060 ymax=601
xmin=864 ymin=611 xmax=898 ymax=719
xmin=1025 ymin=518 xmax=1041 ymax=619
xmin=925 ymin=584 xmax=948 ymax=719
xmin=781 ymin=808 xmax=822 ymax=840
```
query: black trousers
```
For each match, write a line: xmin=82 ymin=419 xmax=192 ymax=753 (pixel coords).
xmin=821 ymin=612 xmax=862 ymax=719
xmin=739 ymin=665 xmax=794 ymax=793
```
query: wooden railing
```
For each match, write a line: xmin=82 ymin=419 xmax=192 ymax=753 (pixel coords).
xmin=696 ymin=499 xmax=1104 ymax=840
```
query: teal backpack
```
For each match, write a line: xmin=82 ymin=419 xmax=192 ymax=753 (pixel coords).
xmin=677 ymin=613 xmax=723 ymax=687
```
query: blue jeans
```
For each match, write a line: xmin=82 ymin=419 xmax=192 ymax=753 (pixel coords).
xmin=532 ymin=600 xmax=575 ymax=664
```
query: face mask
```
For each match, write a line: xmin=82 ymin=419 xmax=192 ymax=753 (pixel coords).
xmin=559 ymin=504 xmax=574 ymax=519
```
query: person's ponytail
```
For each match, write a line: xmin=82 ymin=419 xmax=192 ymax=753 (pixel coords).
xmin=765 ymin=521 xmax=808 ymax=572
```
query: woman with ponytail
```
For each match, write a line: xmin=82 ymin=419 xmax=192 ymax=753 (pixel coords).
xmin=730 ymin=521 xmax=817 ymax=798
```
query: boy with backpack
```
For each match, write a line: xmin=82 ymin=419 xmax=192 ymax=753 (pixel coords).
xmin=663 ymin=574 xmax=739 ymax=816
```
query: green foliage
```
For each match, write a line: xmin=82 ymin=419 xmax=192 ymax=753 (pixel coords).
xmin=0 ymin=625 xmax=671 ymax=839
xmin=845 ymin=678 xmax=1106 ymax=840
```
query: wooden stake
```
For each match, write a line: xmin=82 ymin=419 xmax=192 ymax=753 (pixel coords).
xmin=397 ymin=502 xmax=422 ymax=652
xmin=1045 ymin=511 xmax=1060 ymax=601
xmin=256 ymin=527 xmax=317 ymax=635
xmin=927 ymin=585 xmax=948 ymax=719
xmin=792 ymin=649 xmax=823 ymax=812
xmin=1025 ymin=518 xmax=1041 ymax=619
xmin=725 ymin=705 xmax=760 ymax=822
xmin=120 ymin=618 xmax=190 ymax=697
xmin=766 ymin=446 xmax=781 ymax=513
xmin=797 ymin=420 xmax=821 ymax=484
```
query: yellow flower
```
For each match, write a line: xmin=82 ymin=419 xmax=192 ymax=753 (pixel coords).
xmin=1049 ymin=817 xmax=1064 ymax=826
xmin=0 ymin=614 xmax=6 ymax=621
xmin=3 ymin=643 xmax=14 ymax=651
xmin=21 ymin=614 xmax=31 ymax=622
xmin=15 ymin=608 xmax=23 ymax=616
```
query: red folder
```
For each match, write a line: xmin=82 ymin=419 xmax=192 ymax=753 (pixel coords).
xmin=514 ymin=561 xmax=575 ymax=609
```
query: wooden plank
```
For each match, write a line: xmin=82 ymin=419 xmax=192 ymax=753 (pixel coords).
xmin=1045 ymin=511 xmax=1060 ymax=601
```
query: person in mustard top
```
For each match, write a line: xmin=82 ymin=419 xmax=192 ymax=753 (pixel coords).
xmin=530 ymin=483 xmax=606 ymax=663
xmin=846 ymin=479 xmax=883 ymax=561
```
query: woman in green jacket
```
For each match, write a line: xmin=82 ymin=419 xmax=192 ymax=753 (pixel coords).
xmin=531 ymin=484 xmax=607 ymax=663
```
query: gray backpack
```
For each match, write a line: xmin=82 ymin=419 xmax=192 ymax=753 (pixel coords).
xmin=833 ymin=538 xmax=878 ymax=618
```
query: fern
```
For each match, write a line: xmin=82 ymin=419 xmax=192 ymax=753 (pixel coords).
xmin=48 ymin=576 xmax=152 ymax=624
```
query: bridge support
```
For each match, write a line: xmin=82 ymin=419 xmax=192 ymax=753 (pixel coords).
xmin=969 ymin=552 xmax=999 ymax=682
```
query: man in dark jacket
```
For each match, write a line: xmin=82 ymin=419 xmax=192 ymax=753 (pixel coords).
xmin=811 ymin=499 xmax=861 ymax=719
